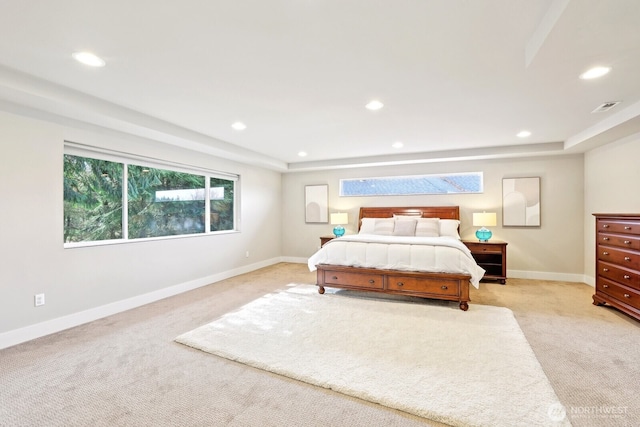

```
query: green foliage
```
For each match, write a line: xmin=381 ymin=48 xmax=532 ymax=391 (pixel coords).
xmin=64 ymin=154 xmax=236 ymax=243
xmin=127 ymin=165 xmax=205 ymax=238
xmin=63 ymin=155 xmax=123 ymax=242
xmin=210 ymin=177 xmax=235 ymax=231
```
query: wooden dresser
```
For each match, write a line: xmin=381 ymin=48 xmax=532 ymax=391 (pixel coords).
xmin=593 ymin=214 xmax=640 ymax=321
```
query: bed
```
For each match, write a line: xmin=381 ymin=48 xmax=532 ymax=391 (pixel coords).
xmin=307 ymin=206 xmax=485 ymax=311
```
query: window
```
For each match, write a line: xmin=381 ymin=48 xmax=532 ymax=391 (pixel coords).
xmin=339 ymin=172 xmax=483 ymax=196
xmin=209 ymin=177 xmax=235 ymax=232
xmin=63 ymin=155 xmax=123 ymax=242
xmin=64 ymin=147 xmax=238 ymax=246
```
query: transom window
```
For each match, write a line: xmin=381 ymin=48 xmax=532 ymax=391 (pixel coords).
xmin=340 ymin=172 xmax=483 ymax=196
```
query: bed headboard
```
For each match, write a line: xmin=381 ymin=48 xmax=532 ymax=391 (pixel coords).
xmin=357 ymin=206 xmax=460 ymax=231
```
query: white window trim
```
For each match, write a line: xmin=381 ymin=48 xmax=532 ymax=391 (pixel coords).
xmin=63 ymin=141 xmax=240 ymax=248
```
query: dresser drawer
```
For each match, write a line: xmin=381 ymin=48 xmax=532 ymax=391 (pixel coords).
xmin=597 ymin=261 xmax=640 ymax=290
xmin=598 ymin=219 xmax=640 ymax=235
xmin=387 ymin=275 xmax=459 ymax=296
xmin=598 ymin=233 xmax=640 ymax=250
xmin=598 ymin=246 xmax=640 ymax=270
xmin=323 ymin=270 xmax=384 ymax=290
xmin=597 ymin=278 xmax=640 ymax=309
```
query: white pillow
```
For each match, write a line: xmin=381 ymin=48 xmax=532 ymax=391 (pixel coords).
xmin=439 ymin=219 xmax=461 ymax=239
xmin=373 ymin=219 xmax=395 ymax=235
xmin=393 ymin=219 xmax=417 ymax=236
xmin=359 ymin=218 xmax=376 ymax=234
xmin=415 ymin=218 xmax=440 ymax=237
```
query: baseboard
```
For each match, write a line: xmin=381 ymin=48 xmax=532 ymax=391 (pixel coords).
xmin=0 ymin=257 xmax=282 ymax=350
xmin=507 ymin=269 xmax=588 ymax=284
xmin=280 ymin=256 xmax=309 ymax=264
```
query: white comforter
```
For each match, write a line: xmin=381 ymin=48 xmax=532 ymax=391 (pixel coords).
xmin=308 ymin=234 xmax=485 ymax=288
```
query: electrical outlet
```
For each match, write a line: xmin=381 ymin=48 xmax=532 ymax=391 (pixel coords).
xmin=34 ymin=293 xmax=45 ymax=307
xmin=245 ymin=251 xmax=250 ymax=258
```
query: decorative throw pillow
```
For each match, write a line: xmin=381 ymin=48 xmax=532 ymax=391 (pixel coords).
xmin=373 ymin=219 xmax=395 ymax=235
xmin=415 ymin=218 xmax=440 ymax=237
xmin=439 ymin=219 xmax=461 ymax=239
xmin=393 ymin=219 xmax=417 ymax=236
xmin=393 ymin=214 xmax=422 ymax=219
xmin=359 ymin=218 xmax=376 ymax=234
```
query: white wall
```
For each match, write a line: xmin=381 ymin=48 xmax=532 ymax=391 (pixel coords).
xmin=283 ymin=154 xmax=585 ymax=280
xmin=583 ymin=133 xmax=640 ymax=284
xmin=0 ymin=111 xmax=282 ymax=342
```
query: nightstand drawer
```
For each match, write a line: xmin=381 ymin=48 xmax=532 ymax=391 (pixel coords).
xmin=320 ymin=236 xmax=334 ymax=246
xmin=463 ymin=242 xmax=503 ymax=254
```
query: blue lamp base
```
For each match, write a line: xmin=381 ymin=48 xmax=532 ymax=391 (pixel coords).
xmin=333 ymin=225 xmax=345 ymax=237
xmin=475 ymin=227 xmax=492 ymax=242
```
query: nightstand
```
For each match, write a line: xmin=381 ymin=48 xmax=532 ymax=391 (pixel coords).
xmin=320 ymin=235 xmax=335 ymax=247
xmin=462 ymin=240 xmax=508 ymax=284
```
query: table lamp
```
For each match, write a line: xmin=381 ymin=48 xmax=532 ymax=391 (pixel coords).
xmin=473 ymin=212 xmax=497 ymax=242
xmin=330 ymin=212 xmax=348 ymax=237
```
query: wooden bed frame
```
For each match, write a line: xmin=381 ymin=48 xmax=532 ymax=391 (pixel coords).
xmin=315 ymin=206 xmax=471 ymax=311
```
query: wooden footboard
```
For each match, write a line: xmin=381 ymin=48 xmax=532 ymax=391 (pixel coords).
xmin=316 ymin=264 xmax=471 ymax=311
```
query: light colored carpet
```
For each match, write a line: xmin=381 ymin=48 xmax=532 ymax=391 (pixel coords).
xmin=176 ymin=284 xmax=570 ymax=427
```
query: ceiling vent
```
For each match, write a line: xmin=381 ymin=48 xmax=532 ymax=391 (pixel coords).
xmin=592 ymin=101 xmax=621 ymax=113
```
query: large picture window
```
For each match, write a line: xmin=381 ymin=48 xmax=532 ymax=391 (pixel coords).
xmin=64 ymin=148 xmax=238 ymax=246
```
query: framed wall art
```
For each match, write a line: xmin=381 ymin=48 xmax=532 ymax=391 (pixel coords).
xmin=305 ymin=184 xmax=328 ymax=223
xmin=502 ymin=177 xmax=541 ymax=226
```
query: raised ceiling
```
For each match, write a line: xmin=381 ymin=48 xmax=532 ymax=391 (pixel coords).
xmin=1 ymin=0 xmax=639 ymax=171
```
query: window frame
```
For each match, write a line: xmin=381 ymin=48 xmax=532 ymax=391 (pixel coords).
xmin=64 ymin=142 xmax=239 ymax=248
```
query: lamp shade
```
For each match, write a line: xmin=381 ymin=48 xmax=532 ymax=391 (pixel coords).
xmin=330 ymin=213 xmax=348 ymax=225
xmin=473 ymin=212 xmax=497 ymax=227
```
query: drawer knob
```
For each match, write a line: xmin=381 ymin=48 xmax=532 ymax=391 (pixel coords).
xmin=603 ymin=224 xmax=610 ymax=228
xmin=369 ymin=279 xmax=375 ymax=284
xmin=332 ymin=276 xmax=338 ymax=280
xmin=625 ymin=226 xmax=632 ymax=230
xmin=624 ymin=240 xmax=631 ymax=244
xmin=603 ymin=237 xmax=610 ymax=241
xmin=603 ymin=268 xmax=609 ymax=272
xmin=397 ymin=282 xmax=404 ymax=287
xmin=603 ymin=284 xmax=609 ymax=288
xmin=625 ymin=257 xmax=631 ymax=261
xmin=603 ymin=252 xmax=609 ymax=255
xmin=441 ymin=285 xmax=448 ymax=290
xmin=624 ymin=275 xmax=631 ymax=280
xmin=624 ymin=294 xmax=630 ymax=298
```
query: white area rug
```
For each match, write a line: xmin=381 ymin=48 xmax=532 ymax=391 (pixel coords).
xmin=175 ymin=285 xmax=570 ymax=427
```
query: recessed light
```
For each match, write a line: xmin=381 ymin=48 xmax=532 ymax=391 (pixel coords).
xmin=517 ymin=130 xmax=531 ymax=138
xmin=231 ymin=121 xmax=247 ymax=131
xmin=392 ymin=141 xmax=404 ymax=149
xmin=365 ymin=100 xmax=384 ymax=111
xmin=579 ymin=66 xmax=611 ymax=80
xmin=72 ymin=51 xmax=105 ymax=67
xmin=298 ymin=151 xmax=308 ymax=157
